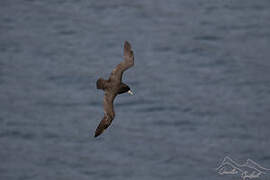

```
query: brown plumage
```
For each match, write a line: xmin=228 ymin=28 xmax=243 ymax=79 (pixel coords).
xmin=94 ymin=41 xmax=134 ymax=137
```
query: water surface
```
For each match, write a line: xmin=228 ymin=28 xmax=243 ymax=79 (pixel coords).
xmin=1 ymin=0 xmax=270 ymax=180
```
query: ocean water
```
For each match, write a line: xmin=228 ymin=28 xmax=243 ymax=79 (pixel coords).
xmin=1 ymin=0 xmax=270 ymax=180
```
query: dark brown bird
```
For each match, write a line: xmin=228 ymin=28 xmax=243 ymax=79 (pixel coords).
xmin=94 ymin=41 xmax=134 ymax=137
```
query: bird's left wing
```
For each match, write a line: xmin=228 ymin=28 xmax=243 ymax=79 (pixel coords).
xmin=110 ymin=41 xmax=134 ymax=82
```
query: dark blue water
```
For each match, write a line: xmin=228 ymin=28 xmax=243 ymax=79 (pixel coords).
xmin=1 ymin=0 xmax=270 ymax=180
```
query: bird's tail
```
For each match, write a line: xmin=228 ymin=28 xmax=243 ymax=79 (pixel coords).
xmin=96 ymin=78 xmax=107 ymax=90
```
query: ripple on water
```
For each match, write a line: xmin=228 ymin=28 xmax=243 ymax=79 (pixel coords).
xmin=57 ymin=29 xmax=77 ymax=36
xmin=42 ymin=131 xmax=60 ymax=140
xmin=116 ymin=99 xmax=154 ymax=107
xmin=35 ymin=101 xmax=96 ymax=108
xmin=193 ymin=35 xmax=223 ymax=42
xmin=154 ymin=119 xmax=195 ymax=128
xmin=136 ymin=106 xmax=179 ymax=113
xmin=47 ymin=75 xmax=91 ymax=86
xmin=0 ymin=129 xmax=36 ymax=140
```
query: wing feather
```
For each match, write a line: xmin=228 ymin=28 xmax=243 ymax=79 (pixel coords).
xmin=94 ymin=92 xmax=116 ymax=137
xmin=110 ymin=41 xmax=134 ymax=82
xmin=94 ymin=115 xmax=112 ymax=137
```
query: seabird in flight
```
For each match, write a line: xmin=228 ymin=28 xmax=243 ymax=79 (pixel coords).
xmin=94 ymin=41 xmax=134 ymax=137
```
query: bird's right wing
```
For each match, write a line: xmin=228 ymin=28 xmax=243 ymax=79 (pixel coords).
xmin=94 ymin=92 xmax=116 ymax=137
xmin=110 ymin=41 xmax=134 ymax=82
xmin=94 ymin=115 xmax=112 ymax=137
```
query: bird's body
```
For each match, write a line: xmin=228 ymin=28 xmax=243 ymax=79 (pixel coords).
xmin=94 ymin=41 xmax=134 ymax=137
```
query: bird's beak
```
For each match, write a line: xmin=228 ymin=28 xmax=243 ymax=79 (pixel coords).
xmin=128 ymin=90 xmax=134 ymax=95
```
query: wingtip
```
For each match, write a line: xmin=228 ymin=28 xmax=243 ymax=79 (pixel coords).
xmin=124 ymin=41 xmax=133 ymax=59
xmin=94 ymin=127 xmax=104 ymax=138
xmin=94 ymin=131 xmax=101 ymax=138
xmin=124 ymin=41 xmax=131 ymax=49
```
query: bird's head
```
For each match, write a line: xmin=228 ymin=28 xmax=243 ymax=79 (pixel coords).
xmin=118 ymin=83 xmax=134 ymax=95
